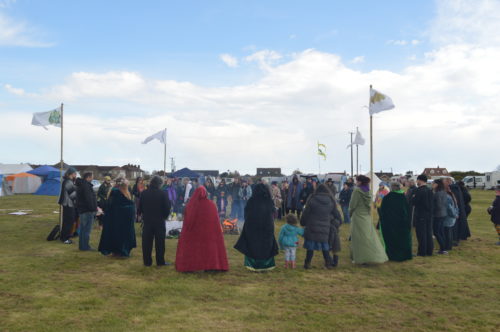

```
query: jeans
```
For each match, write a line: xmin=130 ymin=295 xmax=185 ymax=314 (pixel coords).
xmin=444 ymin=226 xmax=453 ymax=251
xmin=433 ymin=217 xmax=446 ymax=252
xmin=230 ymin=200 xmax=242 ymax=219
xmin=284 ymin=247 xmax=297 ymax=261
xmin=305 ymin=249 xmax=332 ymax=265
xmin=341 ymin=205 xmax=350 ymax=224
xmin=79 ymin=212 xmax=95 ymax=251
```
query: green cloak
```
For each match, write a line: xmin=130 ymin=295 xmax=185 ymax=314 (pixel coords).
xmin=380 ymin=191 xmax=412 ymax=262
xmin=98 ymin=188 xmax=137 ymax=257
xmin=349 ymin=187 xmax=388 ymax=264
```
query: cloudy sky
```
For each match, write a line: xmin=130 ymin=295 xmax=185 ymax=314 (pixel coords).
xmin=1 ymin=0 xmax=499 ymax=175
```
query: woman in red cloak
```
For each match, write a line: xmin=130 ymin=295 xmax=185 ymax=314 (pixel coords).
xmin=175 ymin=186 xmax=229 ymax=272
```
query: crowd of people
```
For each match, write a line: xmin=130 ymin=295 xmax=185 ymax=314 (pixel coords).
xmin=56 ymin=167 xmax=500 ymax=273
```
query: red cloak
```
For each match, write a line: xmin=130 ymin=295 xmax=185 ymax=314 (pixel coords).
xmin=175 ymin=186 xmax=229 ymax=272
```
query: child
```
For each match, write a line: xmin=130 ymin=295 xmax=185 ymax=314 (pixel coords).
xmin=278 ymin=214 xmax=304 ymax=269
xmin=487 ymin=185 xmax=500 ymax=245
xmin=216 ymin=191 xmax=228 ymax=221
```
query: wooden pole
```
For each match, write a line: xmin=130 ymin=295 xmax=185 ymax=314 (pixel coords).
xmin=369 ymin=85 xmax=374 ymax=195
xmin=59 ymin=103 xmax=64 ymax=230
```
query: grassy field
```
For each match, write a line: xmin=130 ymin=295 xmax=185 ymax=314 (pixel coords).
xmin=0 ymin=190 xmax=499 ymax=331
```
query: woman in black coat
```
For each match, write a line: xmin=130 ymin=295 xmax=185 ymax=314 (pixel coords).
xmin=234 ymin=184 xmax=279 ymax=271
xmin=300 ymin=184 xmax=342 ymax=269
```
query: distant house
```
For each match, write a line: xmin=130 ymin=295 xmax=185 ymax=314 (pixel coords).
xmin=192 ymin=170 xmax=220 ymax=177
xmin=121 ymin=164 xmax=145 ymax=179
xmin=256 ymin=168 xmax=282 ymax=177
xmin=422 ymin=166 xmax=449 ymax=178
xmin=375 ymin=171 xmax=394 ymax=182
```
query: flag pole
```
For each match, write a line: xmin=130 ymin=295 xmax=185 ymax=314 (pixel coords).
xmin=356 ymin=126 xmax=359 ymax=176
xmin=163 ymin=128 xmax=167 ymax=179
xmin=59 ymin=103 xmax=64 ymax=230
xmin=349 ymin=131 xmax=354 ymax=177
xmin=369 ymin=85 xmax=374 ymax=195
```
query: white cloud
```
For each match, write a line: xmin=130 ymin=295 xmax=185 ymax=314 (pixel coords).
xmin=219 ymin=53 xmax=238 ymax=68
xmin=0 ymin=10 xmax=53 ymax=47
xmin=387 ymin=39 xmax=408 ymax=46
xmin=350 ymin=56 xmax=365 ymax=64
xmin=4 ymin=83 xmax=26 ymax=95
xmin=244 ymin=49 xmax=282 ymax=70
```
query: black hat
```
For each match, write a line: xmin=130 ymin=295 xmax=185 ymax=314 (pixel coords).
xmin=417 ymin=174 xmax=428 ymax=182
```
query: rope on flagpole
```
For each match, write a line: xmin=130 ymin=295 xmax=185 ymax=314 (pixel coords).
xmin=59 ymin=103 xmax=64 ymax=231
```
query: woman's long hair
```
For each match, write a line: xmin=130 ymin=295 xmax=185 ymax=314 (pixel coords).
xmin=119 ymin=182 xmax=132 ymax=200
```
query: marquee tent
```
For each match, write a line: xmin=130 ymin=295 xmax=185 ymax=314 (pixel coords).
xmin=171 ymin=168 xmax=200 ymax=179
xmin=5 ymin=173 xmax=42 ymax=194
xmin=34 ymin=171 xmax=61 ymax=196
xmin=0 ymin=164 xmax=33 ymax=176
xmin=0 ymin=174 xmax=13 ymax=197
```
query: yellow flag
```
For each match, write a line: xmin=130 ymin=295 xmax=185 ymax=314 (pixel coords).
xmin=317 ymin=142 xmax=326 ymax=160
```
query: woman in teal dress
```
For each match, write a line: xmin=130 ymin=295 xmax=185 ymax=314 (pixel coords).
xmin=234 ymin=183 xmax=279 ymax=271
xmin=349 ymin=175 xmax=388 ymax=264
xmin=98 ymin=182 xmax=137 ymax=257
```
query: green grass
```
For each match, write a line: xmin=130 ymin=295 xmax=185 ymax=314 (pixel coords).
xmin=0 ymin=191 xmax=499 ymax=331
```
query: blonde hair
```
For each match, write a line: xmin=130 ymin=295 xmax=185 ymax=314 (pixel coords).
xmin=119 ymin=181 xmax=132 ymax=200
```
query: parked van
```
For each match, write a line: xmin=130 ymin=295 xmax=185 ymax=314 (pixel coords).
xmin=463 ymin=176 xmax=486 ymax=189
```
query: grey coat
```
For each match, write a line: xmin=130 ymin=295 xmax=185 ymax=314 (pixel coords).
xmin=58 ymin=178 xmax=76 ymax=208
xmin=433 ymin=190 xmax=447 ymax=218
xmin=300 ymin=193 xmax=342 ymax=247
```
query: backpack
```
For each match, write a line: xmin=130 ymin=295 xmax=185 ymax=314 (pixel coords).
xmin=47 ymin=224 xmax=61 ymax=241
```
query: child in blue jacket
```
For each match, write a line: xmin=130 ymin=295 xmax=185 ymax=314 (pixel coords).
xmin=279 ymin=214 xmax=304 ymax=269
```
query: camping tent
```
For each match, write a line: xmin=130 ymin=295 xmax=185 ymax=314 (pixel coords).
xmin=34 ymin=171 xmax=61 ymax=196
xmin=6 ymin=173 xmax=42 ymax=194
xmin=0 ymin=174 xmax=13 ymax=197
xmin=171 ymin=168 xmax=200 ymax=179
xmin=28 ymin=165 xmax=61 ymax=178
xmin=0 ymin=163 xmax=33 ymax=176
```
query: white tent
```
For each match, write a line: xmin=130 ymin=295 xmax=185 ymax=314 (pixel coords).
xmin=366 ymin=172 xmax=382 ymax=196
xmin=0 ymin=174 xmax=13 ymax=197
xmin=5 ymin=173 xmax=42 ymax=194
xmin=0 ymin=164 xmax=33 ymax=176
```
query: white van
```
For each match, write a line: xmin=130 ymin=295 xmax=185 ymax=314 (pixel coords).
xmin=463 ymin=176 xmax=486 ymax=189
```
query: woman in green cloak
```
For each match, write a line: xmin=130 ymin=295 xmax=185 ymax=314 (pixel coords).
xmin=349 ymin=175 xmax=388 ymax=264
xmin=380 ymin=182 xmax=412 ymax=262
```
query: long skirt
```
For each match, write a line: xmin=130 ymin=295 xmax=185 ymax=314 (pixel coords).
xmin=244 ymin=256 xmax=275 ymax=272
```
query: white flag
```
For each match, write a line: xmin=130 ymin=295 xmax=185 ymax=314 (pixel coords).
xmin=347 ymin=128 xmax=365 ymax=148
xmin=142 ymin=129 xmax=166 ymax=144
xmin=32 ymin=107 xmax=62 ymax=130
xmin=369 ymin=88 xmax=395 ymax=115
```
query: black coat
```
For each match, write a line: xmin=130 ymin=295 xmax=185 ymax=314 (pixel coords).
xmin=339 ymin=187 xmax=353 ymax=207
xmin=411 ymin=185 xmax=433 ymax=223
xmin=450 ymin=184 xmax=471 ymax=240
xmin=76 ymin=178 xmax=97 ymax=214
xmin=489 ymin=196 xmax=500 ymax=224
xmin=300 ymin=193 xmax=341 ymax=243
xmin=234 ymin=185 xmax=278 ymax=260
xmin=138 ymin=188 xmax=171 ymax=224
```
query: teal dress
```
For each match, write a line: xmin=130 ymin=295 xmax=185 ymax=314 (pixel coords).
xmin=98 ymin=188 xmax=137 ymax=257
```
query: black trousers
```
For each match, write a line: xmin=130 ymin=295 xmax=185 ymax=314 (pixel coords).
xmin=415 ymin=217 xmax=434 ymax=256
xmin=61 ymin=206 xmax=76 ymax=241
xmin=305 ymin=250 xmax=331 ymax=265
xmin=433 ymin=217 xmax=446 ymax=252
xmin=142 ymin=221 xmax=166 ymax=266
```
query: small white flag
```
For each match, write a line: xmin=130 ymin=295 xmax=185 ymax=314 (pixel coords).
xmin=142 ymin=129 xmax=166 ymax=144
xmin=347 ymin=128 xmax=365 ymax=148
xmin=369 ymin=88 xmax=395 ymax=115
xmin=32 ymin=107 xmax=62 ymax=130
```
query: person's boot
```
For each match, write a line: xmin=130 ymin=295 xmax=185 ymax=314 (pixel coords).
xmin=332 ymin=255 xmax=339 ymax=267
xmin=284 ymin=261 xmax=289 ymax=269
xmin=291 ymin=261 xmax=296 ymax=269
xmin=304 ymin=259 xmax=311 ymax=269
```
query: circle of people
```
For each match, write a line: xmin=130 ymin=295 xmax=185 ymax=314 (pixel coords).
xmin=57 ymin=167 xmax=477 ymax=272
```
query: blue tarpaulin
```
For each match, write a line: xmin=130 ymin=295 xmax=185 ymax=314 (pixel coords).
xmin=28 ymin=165 xmax=61 ymax=177
xmin=171 ymin=168 xmax=200 ymax=179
